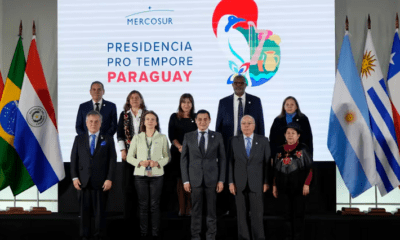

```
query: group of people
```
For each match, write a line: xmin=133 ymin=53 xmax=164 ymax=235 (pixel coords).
xmin=70 ymin=75 xmax=314 ymax=240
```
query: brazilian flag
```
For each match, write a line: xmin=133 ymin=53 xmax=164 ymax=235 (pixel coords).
xmin=0 ymin=37 xmax=34 ymax=195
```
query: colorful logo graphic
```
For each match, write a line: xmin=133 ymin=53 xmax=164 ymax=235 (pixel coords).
xmin=212 ymin=0 xmax=281 ymax=87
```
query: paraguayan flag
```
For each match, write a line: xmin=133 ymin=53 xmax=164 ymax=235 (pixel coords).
xmin=361 ymin=29 xmax=400 ymax=196
xmin=328 ymin=32 xmax=377 ymax=198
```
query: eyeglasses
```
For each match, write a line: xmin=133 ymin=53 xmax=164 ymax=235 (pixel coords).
xmin=233 ymin=81 xmax=246 ymax=86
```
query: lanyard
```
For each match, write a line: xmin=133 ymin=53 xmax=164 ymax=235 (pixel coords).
xmin=145 ymin=136 xmax=153 ymax=160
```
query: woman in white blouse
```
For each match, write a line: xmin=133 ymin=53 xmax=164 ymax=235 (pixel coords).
xmin=127 ymin=110 xmax=170 ymax=240
xmin=117 ymin=90 xmax=147 ymax=220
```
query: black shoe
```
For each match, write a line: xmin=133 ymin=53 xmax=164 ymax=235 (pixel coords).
xmin=140 ymin=234 xmax=148 ymax=240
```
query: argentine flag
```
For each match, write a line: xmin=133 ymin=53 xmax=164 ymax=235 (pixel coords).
xmin=328 ymin=32 xmax=377 ymax=198
xmin=14 ymin=36 xmax=65 ymax=193
xmin=361 ymin=29 xmax=400 ymax=196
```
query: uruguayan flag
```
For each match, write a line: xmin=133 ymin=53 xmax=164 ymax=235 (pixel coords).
xmin=361 ymin=29 xmax=400 ymax=196
xmin=328 ymin=32 xmax=377 ymax=198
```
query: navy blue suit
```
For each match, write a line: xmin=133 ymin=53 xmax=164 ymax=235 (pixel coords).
xmin=76 ymin=99 xmax=117 ymax=136
xmin=216 ymin=93 xmax=265 ymax=150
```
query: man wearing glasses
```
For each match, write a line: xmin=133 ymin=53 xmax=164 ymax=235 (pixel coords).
xmin=215 ymin=74 xmax=265 ymax=215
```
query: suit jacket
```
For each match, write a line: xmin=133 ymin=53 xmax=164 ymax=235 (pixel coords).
xmin=269 ymin=113 xmax=313 ymax=159
xmin=228 ymin=134 xmax=270 ymax=192
xmin=70 ymin=134 xmax=117 ymax=189
xmin=180 ymin=130 xmax=226 ymax=188
xmin=76 ymin=99 xmax=118 ymax=136
xmin=126 ymin=131 xmax=170 ymax=176
xmin=216 ymin=93 xmax=265 ymax=150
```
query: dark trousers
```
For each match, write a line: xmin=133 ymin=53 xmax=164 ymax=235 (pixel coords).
xmin=280 ymin=193 xmax=306 ymax=240
xmin=79 ymin=186 xmax=108 ymax=238
xmin=191 ymin=186 xmax=217 ymax=240
xmin=122 ymin=161 xmax=137 ymax=219
xmin=235 ymin=186 xmax=265 ymax=240
xmin=135 ymin=175 xmax=164 ymax=236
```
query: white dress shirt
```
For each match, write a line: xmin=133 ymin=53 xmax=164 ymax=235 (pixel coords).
xmin=118 ymin=109 xmax=143 ymax=151
xmin=197 ymin=129 xmax=209 ymax=152
xmin=92 ymin=99 xmax=103 ymax=112
xmin=233 ymin=93 xmax=246 ymax=136
xmin=243 ymin=133 xmax=254 ymax=149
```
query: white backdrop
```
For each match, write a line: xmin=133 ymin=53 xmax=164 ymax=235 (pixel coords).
xmin=58 ymin=0 xmax=335 ymax=162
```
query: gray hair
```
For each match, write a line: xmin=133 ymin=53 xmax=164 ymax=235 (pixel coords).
xmin=86 ymin=110 xmax=103 ymax=122
xmin=241 ymin=115 xmax=255 ymax=125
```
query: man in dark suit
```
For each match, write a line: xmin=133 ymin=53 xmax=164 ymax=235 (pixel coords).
xmin=71 ymin=110 xmax=117 ymax=240
xmin=216 ymin=75 xmax=265 ymax=149
xmin=181 ymin=110 xmax=226 ymax=240
xmin=229 ymin=115 xmax=270 ymax=240
xmin=216 ymin=75 xmax=265 ymax=215
xmin=76 ymin=81 xmax=117 ymax=136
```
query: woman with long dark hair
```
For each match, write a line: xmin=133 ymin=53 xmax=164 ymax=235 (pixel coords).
xmin=117 ymin=90 xmax=147 ymax=220
xmin=167 ymin=93 xmax=197 ymax=216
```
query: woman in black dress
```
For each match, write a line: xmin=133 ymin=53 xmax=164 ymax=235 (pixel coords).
xmin=117 ymin=90 xmax=147 ymax=220
xmin=167 ymin=93 xmax=197 ymax=216
xmin=272 ymin=122 xmax=313 ymax=240
xmin=269 ymin=96 xmax=313 ymax=159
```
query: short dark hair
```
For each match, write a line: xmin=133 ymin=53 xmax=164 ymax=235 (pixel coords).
xmin=90 ymin=81 xmax=104 ymax=90
xmin=86 ymin=110 xmax=103 ymax=122
xmin=233 ymin=75 xmax=248 ymax=86
xmin=196 ymin=109 xmax=210 ymax=119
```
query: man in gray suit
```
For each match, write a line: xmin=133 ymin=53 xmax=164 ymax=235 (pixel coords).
xmin=229 ymin=115 xmax=270 ymax=240
xmin=181 ymin=109 xmax=226 ymax=240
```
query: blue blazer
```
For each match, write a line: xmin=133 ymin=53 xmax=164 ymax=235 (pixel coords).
xmin=75 ymin=99 xmax=118 ymax=136
xmin=216 ymin=93 xmax=265 ymax=150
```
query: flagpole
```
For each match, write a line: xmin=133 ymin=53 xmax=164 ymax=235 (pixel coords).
xmin=345 ymin=15 xmax=353 ymax=209
xmin=397 ymin=13 xmax=400 ymax=192
xmin=14 ymin=20 xmax=23 ymax=210
xmin=32 ymin=20 xmax=40 ymax=209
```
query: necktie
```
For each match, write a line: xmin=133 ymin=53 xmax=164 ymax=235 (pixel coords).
xmin=95 ymin=103 xmax=100 ymax=112
xmin=237 ymin=98 xmax=243 ymax=135
xmin=199 ymin=131 xmax=206 ymax=155
xmin=246 ymin=137 xmax=251 ymax=157
xmin=90 ymin=134 xmax=96 ymax=155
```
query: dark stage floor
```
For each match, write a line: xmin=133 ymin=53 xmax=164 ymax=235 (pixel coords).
xmin=0 ymin=212 xmax=399 ymax=240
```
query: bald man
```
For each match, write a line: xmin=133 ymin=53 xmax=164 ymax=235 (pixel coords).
xmin=228 ymin=115 xmax=270 ymax=240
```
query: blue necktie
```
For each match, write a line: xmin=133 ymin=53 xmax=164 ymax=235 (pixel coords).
xmin=90 ymin=134 xmax=96 ymax=155
xmin=246 ymin=137 xmax=251 ymax=157
xmin=237 ymin=98 xmax=243 ymax=135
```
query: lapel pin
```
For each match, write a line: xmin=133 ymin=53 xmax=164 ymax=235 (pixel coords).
xmin=256 ymin=142 xmax=258 ymax=145
xmin=248 ymin=101 xmax=251 ymax=104
xmin=296 ymin=119 xmax=299 ymax=121
xmin=103 ymin=104 xmax=106 ymax=106
xmin=101 ymin=136 xmax=104 ymax=140
xmin=212 ymin=135 xmax=214 ymax=138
